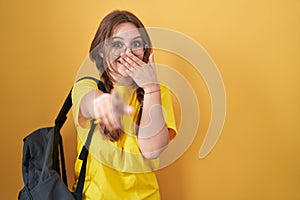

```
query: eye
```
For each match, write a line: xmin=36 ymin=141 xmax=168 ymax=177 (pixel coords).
xmin=112 ymin=41 xmax=124 ymax=49
xmin=132 ymin=40 xmax=143 ymax=48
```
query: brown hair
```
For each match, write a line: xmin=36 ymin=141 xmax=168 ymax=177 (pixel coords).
xmin=89 ymin=10 xmax=152 ymax=140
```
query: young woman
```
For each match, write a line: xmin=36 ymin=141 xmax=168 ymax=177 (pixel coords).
xmin=72 ymin=10 xmax=177 ymax=199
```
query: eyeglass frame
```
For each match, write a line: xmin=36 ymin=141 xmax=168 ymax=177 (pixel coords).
xmin=108 ymin=38 xmax=149 ymax=57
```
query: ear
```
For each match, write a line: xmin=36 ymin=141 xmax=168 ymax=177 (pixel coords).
xmin=98 ymin=49 xmax=104 ymax=58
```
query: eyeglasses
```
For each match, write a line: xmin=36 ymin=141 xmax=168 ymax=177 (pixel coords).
xmin=109 ymin=39 xmax=148 ymax=57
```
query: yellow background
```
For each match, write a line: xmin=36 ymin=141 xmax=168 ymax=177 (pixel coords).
xmin=1 ymin=0 xmax=299 ymax=199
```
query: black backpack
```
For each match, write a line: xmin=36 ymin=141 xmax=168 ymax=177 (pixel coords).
xmin=18 ymin=78 xmax=106 ymax=200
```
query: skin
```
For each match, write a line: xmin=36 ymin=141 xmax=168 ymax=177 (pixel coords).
xmin=79 ymin=22 xmax=170 ymax=159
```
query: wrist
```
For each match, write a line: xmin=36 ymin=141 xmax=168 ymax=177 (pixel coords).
xmin=142 ymin=84 xmax=160 ymax=94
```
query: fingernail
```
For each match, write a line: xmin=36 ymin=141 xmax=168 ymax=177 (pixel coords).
xmin=128 ymin=106 xmax=134 ymax=113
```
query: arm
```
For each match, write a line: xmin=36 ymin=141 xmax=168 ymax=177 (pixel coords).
xmin=79 ymin=89 xmax=103 ymax=121
xmin=137 ymin=84 xmax=170 ymax=159
xmin=79 ymin=88 xmax=134 ymax=133
xmin=119 ymin=53 xmax=171 ymax=159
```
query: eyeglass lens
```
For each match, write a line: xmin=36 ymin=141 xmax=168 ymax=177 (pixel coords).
xmin=110 ymin=39 xmax=146 ymax=56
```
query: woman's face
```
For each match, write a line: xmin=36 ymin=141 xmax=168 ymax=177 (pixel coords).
xmin=104 ymin=22 xmax=146 ymax=80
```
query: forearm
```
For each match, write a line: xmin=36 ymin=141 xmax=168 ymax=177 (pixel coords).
xmin=138 ymin=85 xmax=170 ymax=159
xmin=79 ymin=89 xmax=103 ymax=120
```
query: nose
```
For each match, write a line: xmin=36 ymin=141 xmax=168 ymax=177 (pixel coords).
xmin=124 ymin=46 xmax=132 ymax=54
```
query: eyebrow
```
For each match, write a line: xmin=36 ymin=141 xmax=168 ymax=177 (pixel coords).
xmin=110 ymin=36 xmax=143 ymax=40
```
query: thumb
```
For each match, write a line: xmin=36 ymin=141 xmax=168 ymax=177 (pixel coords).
xmin=149 ymin=53 xmax=155 ymax=67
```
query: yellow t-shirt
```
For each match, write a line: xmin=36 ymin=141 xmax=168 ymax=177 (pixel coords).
xmin=72 ymin=78 xmax=177 ymax=200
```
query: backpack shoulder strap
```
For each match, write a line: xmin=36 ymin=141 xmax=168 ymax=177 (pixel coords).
xmin=55 ymin=89 xmax=72 ymax=128
xmin=73 ymin=76 xmax=107 ymax=197
xmin=55 ymin=76 xmax=107 ymax=128
xmin=53 ymin=76 xmax=106 ymax=198
xmin=76 ymin=76 xmax=107 ymax=93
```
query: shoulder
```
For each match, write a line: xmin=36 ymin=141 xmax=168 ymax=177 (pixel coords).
xmin=74 ymin=77 xmax=99 ymax=89
xmin=72 ymin=77 xmax=100 ymax=105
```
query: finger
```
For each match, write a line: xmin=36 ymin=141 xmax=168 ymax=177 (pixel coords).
xmin=99 ymin=113 xmax=111 ymax=130
xmin=105 ymin=112 xmax=119 ymax=130
xmin=103 ymin=97 xmax=120 ymax=131
xmin=126 ymin=52 xmax=145 ymax=66
xmin=114 ymin=117 xmax=123 ymax=130
xmin=111 ymin=89 xmax=122 ymax=104
xmin=121 ymin=53 xmax=140 ymax=68
xmin=119 ymin=57 xmax=133 ymax=71
xmin=111 ymin=89 xmax=134 ymax=115
xmin=123 ymin=105 xmax=135 ymax=115
xmin=93 ymin=93 xmax=110 ymax=104
xmin=111 ymin=89 xmax=124 ymax=116
xmin=95 ymin=97 xmax=115 ymax=130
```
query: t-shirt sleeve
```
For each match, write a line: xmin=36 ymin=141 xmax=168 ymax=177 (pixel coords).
xmin=160 ymin=84 xmax=178 ymax=140
xmin=71 ymin=79 xmax=98 ymax=127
